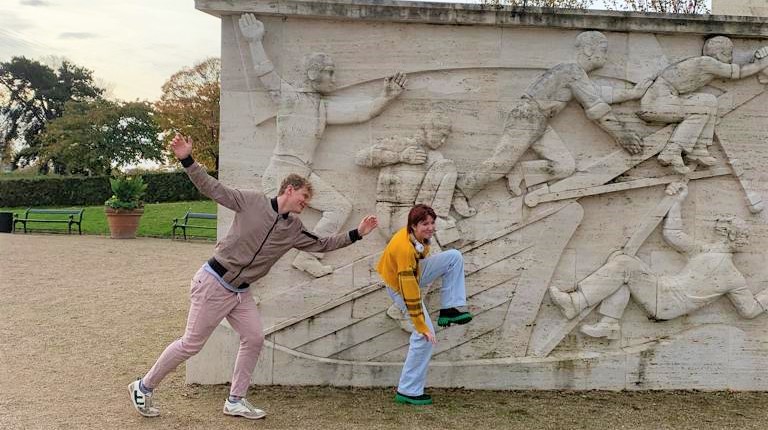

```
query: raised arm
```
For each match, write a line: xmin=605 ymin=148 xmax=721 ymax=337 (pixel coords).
xmin=662 ymin=182 xmax=697 ymax=254
xmin=171 ymin=134 xmax=248 ymax=212
xmin=326 ymin=72 xmax=407 ymax=125
xmin=238 ymin=13 xmax=290 ymax=102
xmin=734 ymin=47 xmax=768 ymax=79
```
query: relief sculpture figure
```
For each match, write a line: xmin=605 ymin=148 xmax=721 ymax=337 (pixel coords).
xmin=549 ymin=182 xmax=768 ymax=339
xmin=239 ymin=13 xmax=407 ymax=277
xmin=639 ymin=37 xmax=768 ymax=174
xmin=355 ymin=114 xmax=473 ymax=247
xmin=456 ymin=31 xmax=648 ymax=203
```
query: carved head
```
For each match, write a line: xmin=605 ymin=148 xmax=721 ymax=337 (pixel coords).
xmin=305 ymin=53 xmax=335 ymax=93
xmin=703 ymin=36 xmax=734 ymax=64
xmin=421 ymin=114 xmax=452 ymax=150
xmin=575 ymin=31 xmax=608 ymax=72
xmin=714 ymin=216 xmax=750 ymax=248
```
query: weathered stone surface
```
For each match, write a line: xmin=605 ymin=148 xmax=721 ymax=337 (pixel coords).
xmin=188 ymin=0 xmax=768 ymax=390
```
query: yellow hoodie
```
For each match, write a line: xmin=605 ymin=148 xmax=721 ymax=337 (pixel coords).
xmin=376 ymin=227 xmax=430 ymax=335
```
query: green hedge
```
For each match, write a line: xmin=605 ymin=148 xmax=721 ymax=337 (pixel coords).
xmin=0 ymin=170 xmax=217 ymax=207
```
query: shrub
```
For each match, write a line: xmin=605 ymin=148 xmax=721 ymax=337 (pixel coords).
xmin=0 ymin=170 xmax=217 ymax=207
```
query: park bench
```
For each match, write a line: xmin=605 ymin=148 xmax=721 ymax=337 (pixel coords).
xmin=172 ymin=211 xmax=216 ymax=240
xmin=13 ymin=208 xmax=84 ymax=234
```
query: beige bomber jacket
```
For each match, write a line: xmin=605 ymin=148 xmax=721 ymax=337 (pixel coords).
xmin=183 ymin=158 xmax=359 ymax=287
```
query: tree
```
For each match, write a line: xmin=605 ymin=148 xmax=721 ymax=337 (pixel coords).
xmin=40 ymin=100 xmax=164 ymax=176
xmin=0 ymin=57 xmax=103 ymax=172
xmin=482 ymin=0 xmax=594 ymax=7
xmin=481 ymin=0 xmax=709 ymax=12
xmin=155 ymin=57 xmax=220 ymax=170
xmin=604 ymin=0 xmax=709 ymax=13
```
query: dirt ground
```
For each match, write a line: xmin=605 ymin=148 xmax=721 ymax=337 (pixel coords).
xmin=2 ymin=233 xmax=768 ymax=430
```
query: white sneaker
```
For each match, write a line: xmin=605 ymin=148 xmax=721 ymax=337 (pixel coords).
xmin=223 ymin=398 xmax=267 ymax=420
xmin=128 ymin=380 xmax=159 ymax=418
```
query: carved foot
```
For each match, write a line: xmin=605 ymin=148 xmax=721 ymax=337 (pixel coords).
xmin=658 ymin=152 xmax=690 ymax=174
xmin=548 ymin=285 xmax=579 ymax=319
xmin=686 ymin=153 xmax=717 ymax=167
xmin=505 ymin=165 xmax=524 ymax=196
xmin=452 ymin=190 xmax=476 ymax=218
xmin=580 ymin=318 xmax=620 ymax=339
xmin=292 ymin=253 xmax=333 ymax=277
xmin=386 ymin=303 xmax=414 ymax=333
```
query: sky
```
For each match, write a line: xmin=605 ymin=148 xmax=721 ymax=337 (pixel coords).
xmin=0 ymin=0 xmax=221 ymax=101
xmin=0 ymin=0 xmax=713 ymax=102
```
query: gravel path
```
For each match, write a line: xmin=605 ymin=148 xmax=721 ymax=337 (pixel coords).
xmin=2 ymin=233 xmax=767 ymax=430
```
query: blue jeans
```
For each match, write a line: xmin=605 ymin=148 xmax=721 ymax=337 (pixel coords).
xmin=387 ymin=249 xmax=467 ymax=396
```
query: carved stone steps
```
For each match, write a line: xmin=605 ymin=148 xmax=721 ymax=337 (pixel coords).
xmin=295 ymin=256 xmax=522 ymax=359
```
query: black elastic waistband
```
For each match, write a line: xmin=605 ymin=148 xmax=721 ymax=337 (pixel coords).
xmin=208 ymin=257 xmax=249 ymax=290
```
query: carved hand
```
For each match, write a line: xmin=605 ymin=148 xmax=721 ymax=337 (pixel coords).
xmin=357 ymin=215 xmax=379 ymax=236
xmin=383 ymin=72 xmax=407 ymax=99
xmin=665 ymin=182 xmax=688 ymax=200
xmin=239 ymin=13 xmax=265 ymax=42
xmin=617 ymin=132 xmax=643 ymax=155
xmin=755 ymin=46 xmax=768 ymax=60
xmin=170 ymin=133 xmax=193 ymax=160
xmin=400 ymin=146 xmax=427 ymax=164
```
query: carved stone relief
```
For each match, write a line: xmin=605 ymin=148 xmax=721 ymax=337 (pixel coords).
xmin=188 ymin=1 xmax=768 ymax=390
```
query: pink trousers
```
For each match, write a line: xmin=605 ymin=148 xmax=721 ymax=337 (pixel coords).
xmin=143 ymin=268 xmax=264 ymax=397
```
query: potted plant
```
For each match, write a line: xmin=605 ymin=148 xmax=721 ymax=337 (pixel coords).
xmin=105 ymin=176 xmax=147 ymax=239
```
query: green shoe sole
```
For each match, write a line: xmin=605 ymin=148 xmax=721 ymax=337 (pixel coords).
xmin=437 ymin=313 xmax=473 ymax=327
xmin=394 ymin=393 xmax=433 ymax=405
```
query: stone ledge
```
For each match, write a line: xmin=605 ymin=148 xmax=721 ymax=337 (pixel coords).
xmin=196 ymin=0 xmax=768 ymax=37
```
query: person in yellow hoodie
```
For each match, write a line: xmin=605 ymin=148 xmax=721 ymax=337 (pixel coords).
xmin=377 ymin=204 xmax=472 ymax=405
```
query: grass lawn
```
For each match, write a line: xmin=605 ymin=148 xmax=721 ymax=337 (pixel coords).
xmin=1 ymin=200 xmax=217 ymax=239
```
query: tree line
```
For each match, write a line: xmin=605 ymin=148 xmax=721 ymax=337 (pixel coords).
xmin=0 ymin=56 xmax=220 ymax=176
xmin=481 ymin=0 xmax=708 ymax=14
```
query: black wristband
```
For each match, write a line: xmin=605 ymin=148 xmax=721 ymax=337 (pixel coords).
xmin=180 ymin=155 xmax=194 ymax=168
xmin=349 ymin=229 xmax=362 ymax=243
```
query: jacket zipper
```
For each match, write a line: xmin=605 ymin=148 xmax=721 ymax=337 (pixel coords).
xmin=231 ymin=215 xmax=279 ymax=284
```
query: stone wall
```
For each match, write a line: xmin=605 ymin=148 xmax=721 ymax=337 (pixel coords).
xmin=189 ymin=0 xmax=768 ymax=390
xmin=713 ymin=0 xmax=768 ymax=17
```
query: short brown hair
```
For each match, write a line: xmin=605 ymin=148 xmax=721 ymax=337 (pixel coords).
xmin=407 ymin=204 xmax=437 ymax=233
xmin=278 ymin=174 xmax=313 ymax=196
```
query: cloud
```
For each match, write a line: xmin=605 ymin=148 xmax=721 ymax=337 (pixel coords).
xmin=19 ymin=0 xmax=50 ymax=6
xmin=59 ymin=32 xmax=97 ymax=40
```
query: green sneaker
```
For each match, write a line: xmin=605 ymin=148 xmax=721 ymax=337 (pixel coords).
xmin=395 ymin=392 xmax=433 ymax=405
xmin=437 ymin=308 xmax=472 ymax=327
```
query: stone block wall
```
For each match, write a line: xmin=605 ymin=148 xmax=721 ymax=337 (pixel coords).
xmin=188 ymin=0 xmax=768 ymax=390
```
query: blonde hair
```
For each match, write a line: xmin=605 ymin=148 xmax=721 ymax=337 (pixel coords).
xmin=278 ymin=174 xmax=313 ymax=196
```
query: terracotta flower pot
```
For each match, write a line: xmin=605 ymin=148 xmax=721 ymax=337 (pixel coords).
xmin=105 ymin=207 xmax=144 ymax=239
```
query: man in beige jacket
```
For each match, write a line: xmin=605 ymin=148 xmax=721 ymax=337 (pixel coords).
xmin=128 ymin=134 xmax=378 ymax=420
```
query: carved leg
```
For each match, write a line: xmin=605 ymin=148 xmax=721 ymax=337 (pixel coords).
xmin=525 ymin=126 xmax=576 ymax=187
xmin=291 ymin=171 xmax=352 ymax=278
xmin=416 ymin=158 xmax=457 ymax=219
xmin=455 ymin=99 xmax=545 ymax=199
xmin=685 ymin=93 xmax=718 ymax=166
